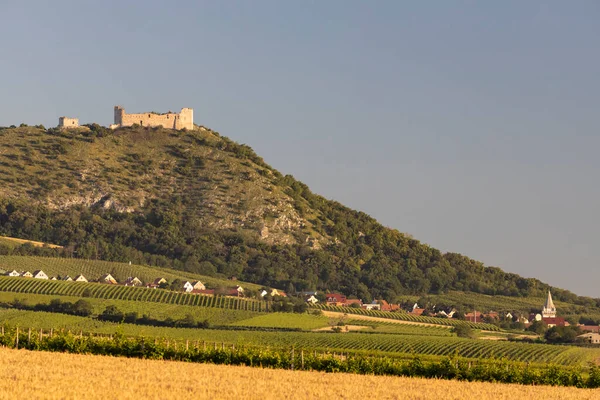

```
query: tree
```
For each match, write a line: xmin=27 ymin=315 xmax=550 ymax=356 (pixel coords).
xmin=72 ymin=300 xmax=93 ymax=317
xmin=452 ymin=325 xmax=475 ymax=339
xmin=527 ymin=320 xmax=548 ymax=335
xmin=99 ymin=305 xmax=124 ymax=322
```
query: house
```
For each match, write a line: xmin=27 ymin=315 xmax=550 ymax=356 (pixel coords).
xmin=579 ymin=325 xmax=600 ymax=333
xmin=362 ymin=301 xmax=381 ymax=311
xmin=542 ymin=317 xmax=568 ymax=328
xmin=345 ymin=299 xmax=362 ymax=307
xmin=578 ymin=333 xmax=600 ymax=344
xmin=226 ymin=286 xmax=244 ymax=297
xmin=326 ymin=293 xmax=347 ymax=306
xmin=437 ymin=310 xmax=456 ymax=318
xmin=464 ymin=311 xmax=484 ymax=323
xmin=50 ymin=277 xmax=57 ymax=281
xmin=191 ymin=281 xmax=206 ymax=291
xmin=146 ymin=277 xmax=167 ymax=289
xmin=260 ymin=290 xmax=268 ymax=298
xmin=506 ymin=312 xmax=513 ymax=319
xmin=269 ymin=288 xmax=287 ymax=297
xmin=62 ymin=275 xmax=73 ymax=282
xmin=183 ymin=281 xmax=194 ymax=293
xmin=305 ymin=295 xmax=319 ymax=305
xmin=32 ymin=270 xmax=49 ymax=280
xmin=74 ymin=274 xmax=88 ymax=283
xmin=410 ymin=303 xmax=426 ymax=316
xmin=20 ymin=271 xmax=33 ymax=278
xmin=378 ymin=300 xmax=400 ymax=312
xmin=6 ymin=270 xmax=20 ymax=277
xmin=100 ymin=273 xmax=117 ymax=284
xmin=124 ymin=277 xmax=143 ymax=287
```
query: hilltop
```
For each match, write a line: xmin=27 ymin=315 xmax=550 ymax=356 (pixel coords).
xmin=0 ymin=123 xmax=597 ymax=310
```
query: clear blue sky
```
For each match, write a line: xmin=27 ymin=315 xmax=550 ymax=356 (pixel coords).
xmin=1 ymin=1 xmax=599 ymax=296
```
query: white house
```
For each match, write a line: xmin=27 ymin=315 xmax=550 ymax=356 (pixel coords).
xmin=50 ymin=277 xmax=57 ymax=281
xmin=6 ymin=270 xmax=20 ymax=277
xmin=260 ymin=290 xmax=268 ymax=298
xmin=20 ymin=271 xmax=33 ymax=278
xmin=124 ymin=277 xmax=143 ymax=287
xmin=362 ymin=301 xmax=381 ymax=311
xmin=579 ymin=333 xmax=600 ymax=344
xmin=191 ymin=281 xmax=206 ymax=291
xmin=62 ymin=276 xmax=73 ymax=281
xmin=74 ymin=274 xmax=88 ymax=283
xmin=100 ymin=273 xmax=117 ymax=284
xmin=33 ymin=270 xmax=49 ymax=280
xmin=305 ymin=295 xmax=319 ymax=304
xmin=183 ymin=281 xmax=194 ymax=293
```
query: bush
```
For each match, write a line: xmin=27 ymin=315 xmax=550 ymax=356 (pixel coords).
xmin=452 ymin=325 xmax=475 ymax=339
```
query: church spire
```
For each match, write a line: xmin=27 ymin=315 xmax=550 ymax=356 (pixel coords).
xmin=542 ymin=290 xmax=556 ymax=318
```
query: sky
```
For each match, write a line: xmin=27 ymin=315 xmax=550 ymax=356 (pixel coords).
xmin=1 ymin=1 xmax=599 ymax=296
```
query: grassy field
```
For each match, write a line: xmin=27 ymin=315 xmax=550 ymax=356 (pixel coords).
xmin=0 ymin=255 xmax=262 ymax=290
xmin=0 ymin=236 xmax=62 ymax=249
xmin=231 ymin=313 xmax=330 ymax=330
xmin=1 ymin=348 xmax=599 ymax=400
xmin=0 ymin=309 xmax=596 ymax=366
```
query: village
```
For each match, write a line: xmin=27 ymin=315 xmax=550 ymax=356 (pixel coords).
xmin=3 ymin=268 xmax=600 ymax=344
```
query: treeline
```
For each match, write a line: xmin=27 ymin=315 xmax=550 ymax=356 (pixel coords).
xmin=0 ymin=126 xmax=597 ymax=306
xmin=1 ymin=328 xmax=600 ymax=388
xmin=97 ymin=305 xmax=210 ymax=328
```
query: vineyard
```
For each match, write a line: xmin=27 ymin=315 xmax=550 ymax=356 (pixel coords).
xmin=0 ymin=256 xmax=262 ymax=290
xmin=0 ymin=277 xmax=269 ymax=312
xmin=1 ymin=309 xmax=597 ymax=367
xmin=230 ymin=313 xmax=330 ymax=330
xmin=314 ymin=305 xmax=501 ymax=331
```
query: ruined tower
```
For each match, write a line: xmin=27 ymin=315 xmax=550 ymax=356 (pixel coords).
xmin=110 ymin=106 xmax=194 ymax=130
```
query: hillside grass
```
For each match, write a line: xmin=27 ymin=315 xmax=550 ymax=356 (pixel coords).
xmin=0 ymin=236 xmax=62 ymax=249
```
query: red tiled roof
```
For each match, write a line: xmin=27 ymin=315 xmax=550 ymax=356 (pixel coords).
xmin=542 ymin=317 xmax=568 ymax=326
xmin=344 ymin=299 xmax=362 ymax=305
xmin=579 ymin=325 xmax=600 ymax=333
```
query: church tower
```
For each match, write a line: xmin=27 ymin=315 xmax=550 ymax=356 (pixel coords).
xmin=542 ymin=291 xmax=556 ymax=318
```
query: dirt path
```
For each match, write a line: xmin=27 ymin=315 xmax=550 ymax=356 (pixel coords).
xmin=320 ymin=310 xmax=453 ymax=329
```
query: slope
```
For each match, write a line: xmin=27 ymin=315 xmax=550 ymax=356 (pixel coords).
xmin=0 ymin=124 xmax=597 ymax=309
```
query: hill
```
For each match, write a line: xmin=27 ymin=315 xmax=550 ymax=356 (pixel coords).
xmin=0 ymin=124 xmax=597 ymax=308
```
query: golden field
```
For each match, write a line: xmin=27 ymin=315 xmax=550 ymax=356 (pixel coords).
xmin=0 ymin=349 xmax=599 ymax=400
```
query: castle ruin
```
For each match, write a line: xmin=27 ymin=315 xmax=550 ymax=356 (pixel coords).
xmin=58 ymin=117 xmax=79 ymax=129
xmin=110 ymin=106 xmax=194 ymax=130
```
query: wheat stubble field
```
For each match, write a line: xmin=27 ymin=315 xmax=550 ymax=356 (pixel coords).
xmin=0 ymin=349 xmax=598 ymax=400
